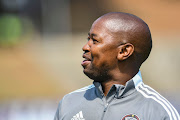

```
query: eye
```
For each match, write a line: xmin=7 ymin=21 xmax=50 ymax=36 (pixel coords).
xmin=87 ymin=37 xmax=90 ymax=41
xmin=92 ymin=38 xmax=98 ymax=44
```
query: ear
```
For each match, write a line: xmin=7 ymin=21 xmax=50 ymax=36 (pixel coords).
xmin=117 ymin=43 xmax=134 ymax=61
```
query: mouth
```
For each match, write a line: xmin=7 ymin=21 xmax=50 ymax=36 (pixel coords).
xmin=81 ymin=54 xmax=91 ymax=66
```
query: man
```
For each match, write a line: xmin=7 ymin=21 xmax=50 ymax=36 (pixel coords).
xmin=54 ymin=12 xmax=180 ymax=120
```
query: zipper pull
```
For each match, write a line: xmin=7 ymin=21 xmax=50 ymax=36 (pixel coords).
xmin=104 ymin=103 xmax=109 ymax=112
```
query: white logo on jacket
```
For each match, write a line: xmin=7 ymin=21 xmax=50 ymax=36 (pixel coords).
xmin=71 ymin=111 xmax=85 ymax=120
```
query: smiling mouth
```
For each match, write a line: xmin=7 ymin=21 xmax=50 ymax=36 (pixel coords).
xmin=81 ymin=58 xmax=91 ymax=65
xmin=81 ymin=55 xmax=91 ymax=66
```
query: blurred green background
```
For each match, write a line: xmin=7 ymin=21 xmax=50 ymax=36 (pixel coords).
xmin=0 ymin=0 xmax=179 ymax=119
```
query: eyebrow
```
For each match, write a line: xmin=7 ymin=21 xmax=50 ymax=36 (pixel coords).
xmin=88 ymin=33 xmax=98 ymax=37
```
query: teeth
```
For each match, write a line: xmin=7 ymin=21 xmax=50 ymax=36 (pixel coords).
xmin=84 ymin=58 xmax=90 ymax=61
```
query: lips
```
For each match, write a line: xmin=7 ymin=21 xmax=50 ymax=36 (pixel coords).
xmin=81 ymin=54 xmax=91 ymax=66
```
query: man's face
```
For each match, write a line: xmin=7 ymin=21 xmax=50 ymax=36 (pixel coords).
xmin=81 ymin=19 xmax=119 ymax=82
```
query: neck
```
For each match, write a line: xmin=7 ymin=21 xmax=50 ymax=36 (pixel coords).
xmin=100 ymin=69 xmax=138 ymax=96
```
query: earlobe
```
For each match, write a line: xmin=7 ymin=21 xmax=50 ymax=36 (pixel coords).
xmin=117 ymin=43 xmax=134 ymax=61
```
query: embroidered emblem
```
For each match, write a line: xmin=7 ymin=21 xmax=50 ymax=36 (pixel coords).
xmin=122 ymin=114 xmax=140 ymax=120
xmin=71 ymin=111 xmax=85 ymax=120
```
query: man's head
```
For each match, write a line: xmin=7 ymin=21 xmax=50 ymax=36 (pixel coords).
xmin=81 ymin=12 xmax=152 ymax=82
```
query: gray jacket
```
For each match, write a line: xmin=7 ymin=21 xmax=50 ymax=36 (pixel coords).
xmin=54 ymin=71 xmax=180 ymax=120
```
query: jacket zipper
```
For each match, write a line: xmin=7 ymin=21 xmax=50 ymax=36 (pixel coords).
xmin=101 ymin=96 xmax=115 ymax=120
xmin=101 ymin=100 xmax=108 ymax=120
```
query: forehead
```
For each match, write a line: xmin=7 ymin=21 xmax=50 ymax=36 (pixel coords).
xmin=89 ymin=17 xmax=135 ymax=37
xmin=89 ymin=19 xmax=113 ymax=38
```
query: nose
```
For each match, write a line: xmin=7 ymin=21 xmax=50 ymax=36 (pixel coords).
xmin=82 ymin=41 xmax=90 ymax=52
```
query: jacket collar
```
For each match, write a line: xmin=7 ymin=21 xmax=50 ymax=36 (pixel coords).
xmin=93 ymin=71 xmax=143 ymax=99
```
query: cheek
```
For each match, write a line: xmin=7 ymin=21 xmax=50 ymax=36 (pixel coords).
xmin=91 ymin=49 xmax=117 ymax=67
xmin=90 ymin=43 xmax=118 ymax=64
xmin=90 ymin=46 xmax=101 ymax=59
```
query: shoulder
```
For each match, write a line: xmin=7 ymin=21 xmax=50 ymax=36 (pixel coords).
xmin=135 ymin=83 xmax=180 ymax=120
xmin=68 ymin=84 xmax=95 ymax=95
xmin=62 ymin=84 xmax=95 ymax=102
xmin=55 ymin=84 xmax=95 ymax=116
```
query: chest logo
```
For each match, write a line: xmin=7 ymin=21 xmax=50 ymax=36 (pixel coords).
xmin=121 ymin=114 xmax=140 ymax=120
xmin=71 ymin=111 xmax=85 ymax=120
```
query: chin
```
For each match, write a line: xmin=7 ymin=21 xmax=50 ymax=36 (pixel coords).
xmin=83 ymin=70 xmax=105 ymax=82
xmin=83 ymin=70 xmax=96 ymax=80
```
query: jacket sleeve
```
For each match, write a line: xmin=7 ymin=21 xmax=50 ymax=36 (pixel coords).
xmin=54 ymin=100 xmax=63 ymax=120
